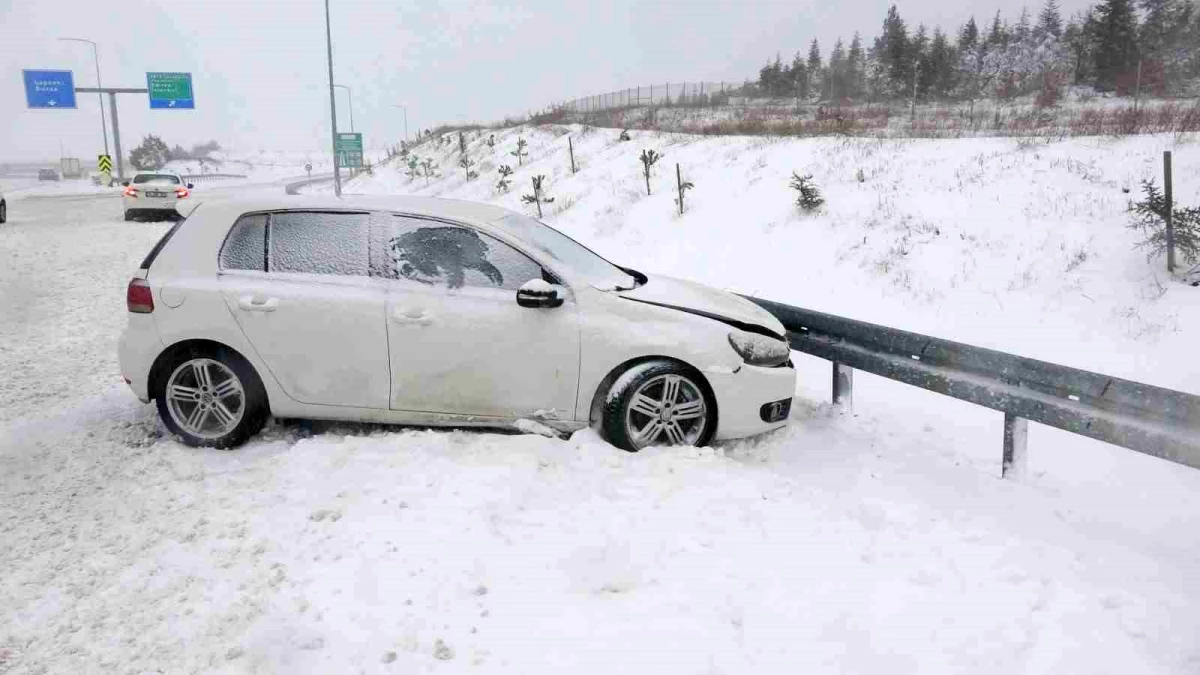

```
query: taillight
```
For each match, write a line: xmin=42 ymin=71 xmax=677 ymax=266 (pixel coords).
xmin=124 ymin=186 xmax=138 ymax=197
xmin=175 ymin=187 xmax=189 ymax=198
xmin=127 ymin=278 xmax=154 ymax=313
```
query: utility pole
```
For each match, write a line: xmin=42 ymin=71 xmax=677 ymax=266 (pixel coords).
xmin=324 ymin=0 xmax=341 ymax=196
xmin=59 ymin=38 xmax=109 ymax=158
xmin=391 ymin=104 xmax=408 ymax=143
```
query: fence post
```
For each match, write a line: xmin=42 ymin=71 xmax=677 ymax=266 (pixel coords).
xmin=1165 ymin=151 xmax=1175 ymax=273
xmin=1002 ymin=412 xmax=1028 ymax=478
xmin=832 ymin=362 xmax=853 ymax=412
xmin=569 ymin=136 xmax=577 ymax=174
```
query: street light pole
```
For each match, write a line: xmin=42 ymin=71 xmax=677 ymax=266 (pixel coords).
xmin=58 ymin=37 xmax=109 ymax=157
xmin=333 ymin=84 xmax=354 ymax=133
xmin=323 ymin=0 xmax=341 ymax=196
xmin=392 ymin=104 xmax=408 ymax=142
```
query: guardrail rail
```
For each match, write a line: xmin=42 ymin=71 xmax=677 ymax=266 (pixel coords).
xmin=743 ymin=296 xmax=1200 ymax=477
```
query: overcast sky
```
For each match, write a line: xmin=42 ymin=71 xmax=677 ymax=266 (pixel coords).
xmin=2 ymin=0 xmax=1094 ymax=162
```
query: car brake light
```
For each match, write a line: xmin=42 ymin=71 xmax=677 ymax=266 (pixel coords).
xmin=127 ymin=278 xmax=154 ymax=313
xmin=124 ymin=186 xmax=138 ymax=197
xmin=175 ymin=187 xmax=189 ymax=198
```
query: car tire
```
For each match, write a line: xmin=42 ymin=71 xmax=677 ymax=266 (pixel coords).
xmin=0 ymin=201 xmax=6 ymax=224
xmin=124 ymin=210 xmax=135 ymax=222
xmin=602 ymin=360 xmax=716 ymax=453
xmin=154 ymin=345 xmax=269 ymax=449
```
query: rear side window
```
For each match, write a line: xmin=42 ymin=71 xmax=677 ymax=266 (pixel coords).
xmin=218 ymin=211 xmax=370 ymax=276
xmin=269 ymin=212 xmax=369 ymax=276
xmin=219 ymin=214 xmax=267 ymax=271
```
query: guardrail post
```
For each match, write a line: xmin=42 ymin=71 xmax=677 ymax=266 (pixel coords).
xmin=832 ymin=362 xmax=853 ymax=412
xmin=1002 ymin=413 xmax=1028 ymax=479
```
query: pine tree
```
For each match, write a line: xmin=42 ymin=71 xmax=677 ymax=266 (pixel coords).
xmin=1014 ymin=7 xmax=1032 ymax=44
xmin=1037 ymin=0 xmax=1063 ymax=39
xmin=807 ymin=39 xmax=824 ymax=97
xmin=912 ymin=24 xmax=931 ymax=98
xmin=882 ymin=5 xmax=912 ymax=97
xmin=1138 ymin=0 xmax=1195 ymax=89
xmin=829 ymin=38 xmax=848 ymax=99
xmin=959 ymin=17 xmax=980 ymax=50
xmin=927 ymin=28 xmax=956 ymax=98
xmin=847 ymin=33 xmax=866 ymax=99
xmin=988 ymin=11 xmax=1008 ymax=47
xmin=790 ymin=52 xmax=808 ymax=98
xmin=1090 ymin=0 xmax=1140 ymax=90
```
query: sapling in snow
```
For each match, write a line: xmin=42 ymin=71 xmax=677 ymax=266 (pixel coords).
xmin=406 ymin=155 xmax=421 ymax=179
xmin=1129 ymin=179 xmax=1200 ymax=265
xmin=487 ymin=135 xmax=496 ymax=151
xmin=511 ymin=137 xmax=528 ymax=166
xmin=421 ymin=158 xmax=436 ymax=185
xmin=789 ymin=172 xmax=825 ymax=211
xmin=639 ymin=149 xmax=662 ymax=196
xmin=521 ymin=174 xmax=555 ymax=218
xmin=618 ymin=129 xmax=632 ymax=142
xmin=496 ymin=164 xmax=514 ymax=192
xmin=674 ymin=163 xmax=694 ymax=215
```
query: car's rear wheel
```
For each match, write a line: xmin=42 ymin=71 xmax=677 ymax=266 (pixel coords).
xmin=0 ymin=201 xmax=7 ymax=224
xmin=124 ymin=210 xmax=135 ymax=222
xmin=602 ymin=360 xmax=715 ymax=452
xmin=154 ymin=347 xmax=267 ymax=449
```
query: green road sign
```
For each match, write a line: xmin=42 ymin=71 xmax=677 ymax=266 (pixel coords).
xmin=147 ymin=72 xmax=195 ymax=109
xmin=336 ymin=132 xmax=363 ymax=168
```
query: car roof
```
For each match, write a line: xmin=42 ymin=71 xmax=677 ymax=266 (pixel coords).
xmin=190 ymin=194 xmax=514 ymax=226
xmin=137 ymin=169 xmax=181 ymax=175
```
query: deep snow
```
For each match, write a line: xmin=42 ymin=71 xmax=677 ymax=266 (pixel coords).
xmin=2 ymin=129 xmax=1200 ymax=673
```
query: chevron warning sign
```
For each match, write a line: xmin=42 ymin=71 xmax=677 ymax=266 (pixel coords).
xmin=97 ymin=154 xmax=112 ymax=172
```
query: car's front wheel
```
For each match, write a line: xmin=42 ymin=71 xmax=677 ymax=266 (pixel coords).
xmin=123 ymin=209 xmax=135 ymax=222
xmin=602 ymin=360 xmax=715 ymax=452
xmin=0 ymin=201 xmax=7 ymax=224
xmin=154 ymin=347 xmax=268 ymax=449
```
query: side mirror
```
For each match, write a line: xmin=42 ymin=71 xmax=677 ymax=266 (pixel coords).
xmin=516 ymin=279 xmax=565 ymax=308
xmin=186 ymin=183 xmax=194 ymax=189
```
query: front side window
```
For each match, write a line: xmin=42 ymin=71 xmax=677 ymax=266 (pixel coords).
xmin=269 ymin=211 xmax=369 ymax=276
xmin=372 ymin=216 xmax=543 ymax=290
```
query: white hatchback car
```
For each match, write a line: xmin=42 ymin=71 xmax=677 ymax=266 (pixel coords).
xmin=123 ymin=170 xmax=193 ymax=221
xmin=118 ymin=196 xmax=796 ymax=451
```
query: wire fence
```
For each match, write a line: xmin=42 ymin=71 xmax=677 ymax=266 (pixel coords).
xmin=557 ymin=82 xmax=750 ymax=113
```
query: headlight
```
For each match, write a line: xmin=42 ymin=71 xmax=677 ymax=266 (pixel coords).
xmin=727 ymin=330 xmax=790 ymax=367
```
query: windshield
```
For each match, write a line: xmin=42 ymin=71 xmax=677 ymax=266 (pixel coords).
xmin=494 ymin=213 xmax=638 ymax=290
xmin=133 ymin=174 xmax=180 ymax=184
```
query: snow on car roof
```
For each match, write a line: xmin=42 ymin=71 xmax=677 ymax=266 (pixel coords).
xmin=191 ymin=194 xmax=513 ymax=226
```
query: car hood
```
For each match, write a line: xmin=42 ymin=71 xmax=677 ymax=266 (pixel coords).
xmin=614 ymin=274 xmax=787 ymax=339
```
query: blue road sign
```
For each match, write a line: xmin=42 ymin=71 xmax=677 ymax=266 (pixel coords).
xmin=23 ymin=70 xmax=76 ymax=109
xmin=147 ymin=72 xmax=195 ymax=109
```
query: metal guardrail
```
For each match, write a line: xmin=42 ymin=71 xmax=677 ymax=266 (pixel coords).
xmin=182 ymin=173 xmax=249 ymax=182
xmin=743 ymin=296 xmax=1200 ymax=477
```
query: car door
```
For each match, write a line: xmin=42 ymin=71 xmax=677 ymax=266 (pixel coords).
xmin=218 ymin=210 xmax=391 ymax=409
xmin=373 ymin=214 xmax=581 ymax=420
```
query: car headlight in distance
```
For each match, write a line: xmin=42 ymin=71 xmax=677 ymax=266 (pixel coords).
xmin=727 ymin=330 xmax=791 ymax=367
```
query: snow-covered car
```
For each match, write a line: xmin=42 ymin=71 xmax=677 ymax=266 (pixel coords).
xmin=118 ymin=196 xmax=796 ymax=451
xmin=122 ymin=170 xmax=193 ymax=221
xmin=37 ymin=168 xmax=59 ymax=181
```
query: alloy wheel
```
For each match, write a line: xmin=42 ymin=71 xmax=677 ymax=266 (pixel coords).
xmin=165 ymin=358 xmax=246 ymax=440
xmin=623 ymin=373 xmax=709 ymax=449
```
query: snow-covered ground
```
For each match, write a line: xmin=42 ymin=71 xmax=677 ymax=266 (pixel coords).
xmin=3 ymin=129 xmax=1200 ymax=673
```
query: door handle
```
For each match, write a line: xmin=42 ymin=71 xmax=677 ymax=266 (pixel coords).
xmin=238 ymin=295 xmax=279 ymax=312
xmin=392 ymin=308 xmax=434 ymax=326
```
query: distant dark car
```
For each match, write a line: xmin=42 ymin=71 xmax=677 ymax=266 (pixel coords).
xmin=37 ymin=169 xmax=59 ymax=181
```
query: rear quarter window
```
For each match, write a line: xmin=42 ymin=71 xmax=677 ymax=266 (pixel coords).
xmin=219 ymin=214 xmax=268 ymax=271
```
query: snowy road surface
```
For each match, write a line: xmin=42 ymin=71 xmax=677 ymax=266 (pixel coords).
xmin=2 ymin=186 xmax=1200 ymax=674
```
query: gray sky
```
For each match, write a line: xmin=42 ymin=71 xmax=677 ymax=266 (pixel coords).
xmin=2 ymin=0 xmax=1094 ymax=162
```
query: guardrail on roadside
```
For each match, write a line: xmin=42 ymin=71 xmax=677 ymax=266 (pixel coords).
xmin=182 ymin=173 xmax=249 ymax=182
xmin=743 ymin=296 xmax=1200 ymax=478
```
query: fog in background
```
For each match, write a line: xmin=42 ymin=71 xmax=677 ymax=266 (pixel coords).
xmin=1 ymin=0 xmax=1092 ymax=162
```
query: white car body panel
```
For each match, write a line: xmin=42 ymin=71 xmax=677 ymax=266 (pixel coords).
xmin=118 ymin=195 xmax=797 ymax=444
